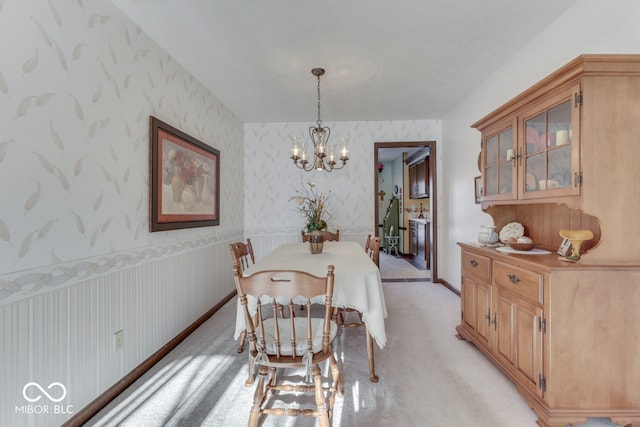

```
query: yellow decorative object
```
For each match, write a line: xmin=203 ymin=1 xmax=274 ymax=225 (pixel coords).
xmin=559 ymin=229 xmax=594 ymax=261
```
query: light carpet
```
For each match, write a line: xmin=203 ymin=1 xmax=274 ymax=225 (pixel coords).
xmin=86 ymin=280 xmax=621 ymax=427
xmin=378 ymin=251 xmax=429 ymax=281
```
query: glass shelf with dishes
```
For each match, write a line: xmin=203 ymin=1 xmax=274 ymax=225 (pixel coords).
xmin=519 ymin=84 xmax=580 ymax=200
xmin=482 ymin=119 xmax=516 ymax=202
xmin=478 ymin=83 xmax=581 ymax=205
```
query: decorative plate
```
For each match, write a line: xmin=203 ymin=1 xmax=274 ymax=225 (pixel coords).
xmin=499 ymin=222 xmax=524 ymax=243
xmin=496 ymin=246 xmax=551 ymax=255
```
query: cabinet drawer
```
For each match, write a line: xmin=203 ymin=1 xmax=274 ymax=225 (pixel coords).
xmin=493 ymin=261 xmax=543 ymax=305
xmin=461 ymin=251 xmax=491 ymax=281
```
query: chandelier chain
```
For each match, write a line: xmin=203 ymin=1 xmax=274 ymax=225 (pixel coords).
xmin=316 ymin=73 xmax=322 ymax=126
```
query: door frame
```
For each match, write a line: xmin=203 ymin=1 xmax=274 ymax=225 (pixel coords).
xmin=374 ymin=141 xmax=438 ymax=283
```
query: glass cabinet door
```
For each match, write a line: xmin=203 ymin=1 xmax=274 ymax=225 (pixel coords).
xmin=484 ymin=125 xmax=515 ymax=201
xmin=520 ymin=84 xmax=580 ymax=199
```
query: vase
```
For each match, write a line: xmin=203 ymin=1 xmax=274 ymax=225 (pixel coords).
xmin=478 ymin=225 xmax=499 ymax=244
xmin=308 ymin=230 xmax=324 ymax=255
xmin=182 ymin=185 xmax=196 ymax=211
xmin=171 ymin=174 xmax=185 ymax=203
xmin=559 ymin=229 xmax=594 ymax=261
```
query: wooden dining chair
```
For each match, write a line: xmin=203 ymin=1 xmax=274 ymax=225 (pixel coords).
xmin=364 ymin=234 xmax=372 ymax=254
xmin=367 ymin=236 xmax=381 ymax=268
xmin=229 ymin=239 xmax=256 ymax=353
xmin=301 ymin=229 xmax=340 ymax=242
xmin=322 ymin=229 xmax=340 ymax=241
xmin=234 ymin=264 xmax=343 ymax=427
xmin=229 ymin=239 xmax=255 ymax=271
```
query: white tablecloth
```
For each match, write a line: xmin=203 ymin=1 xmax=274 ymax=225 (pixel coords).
xmin=233 ymin=241 xmax=387 ymax=348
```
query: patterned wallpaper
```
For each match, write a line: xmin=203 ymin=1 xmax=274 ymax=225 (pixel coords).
xmin=244 ymin=120 xmax=441 ymax=240
xmin=0 ymin=1 xmax=244 ymax=304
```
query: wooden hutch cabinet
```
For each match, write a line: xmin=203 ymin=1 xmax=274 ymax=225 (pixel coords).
xmin=457 ymin=55 xmax=640 ymax=427
xmin=407 ymin=149 xmax=429 ymax=199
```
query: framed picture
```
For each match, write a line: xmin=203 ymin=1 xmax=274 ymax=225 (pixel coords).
xmin=150 ymin=116 xmax=220 ymax=231
xmin=557 ymin=238 xmax=572 ymax=257
xmin=474 ymin=176 xmax=482 ymax=204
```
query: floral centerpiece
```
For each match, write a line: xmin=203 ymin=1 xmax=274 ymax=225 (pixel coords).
xmin=290 ymin=181 xmax=333 ymax=233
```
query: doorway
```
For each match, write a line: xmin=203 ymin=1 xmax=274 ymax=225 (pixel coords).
xmin=374 ymin=141 xmax=438 ymax=283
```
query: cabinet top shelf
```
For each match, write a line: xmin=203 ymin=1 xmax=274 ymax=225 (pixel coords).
xmin=471 ymin=54 xmax=640 ymax=131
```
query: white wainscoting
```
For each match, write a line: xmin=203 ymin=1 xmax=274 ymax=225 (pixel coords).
xmin=1 ymin=241 xmax=235 ymax=427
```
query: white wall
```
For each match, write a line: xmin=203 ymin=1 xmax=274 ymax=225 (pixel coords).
xmin=0 ymin=2 xmax=244 ymax=425
xmin=243 ymin=120 xmax=441 ymax=256
xmin=440 ymin=0 xmax=640 ymax=289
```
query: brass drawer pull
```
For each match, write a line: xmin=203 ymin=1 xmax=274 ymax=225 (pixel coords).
xmin=469 ymin=259 xmax=479 ymax=267
xmin=508 ymin=274 xmax=521 ymax=284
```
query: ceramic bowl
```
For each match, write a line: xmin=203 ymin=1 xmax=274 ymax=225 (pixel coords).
xmin=507 ymin=241 xmax=537 ymax=251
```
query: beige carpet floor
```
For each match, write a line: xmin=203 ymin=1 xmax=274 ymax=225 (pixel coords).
xmin=86 ymin=261 xmax=621 ymax=427
xmin=379 ymin=251 xmax=429 ymax=281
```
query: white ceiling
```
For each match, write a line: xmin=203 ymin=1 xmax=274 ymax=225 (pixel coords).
xmin=112 ymin=0 xmax=579 ymax=126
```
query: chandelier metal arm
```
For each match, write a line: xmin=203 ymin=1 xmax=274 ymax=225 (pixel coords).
xmin=292 ymin=157 xmax=347 ymax=172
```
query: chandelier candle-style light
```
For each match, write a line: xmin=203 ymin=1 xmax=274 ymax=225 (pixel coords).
xmin=290 ymin=68 xmax=350 ymax=172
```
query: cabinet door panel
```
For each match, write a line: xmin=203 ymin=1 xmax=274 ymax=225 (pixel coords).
xmin=461 ymin=274 xmax=491 ymax=349
xmin=496 ymin=292 xmax=515 ymax=365
xmin=461 ymin=275 xmax=476 ymax=331
xmin=519 ymin=83 xmax=581 ymax=200
xmin=515 ymin=301 xmax=543 ymax=398
xmin=475 ymin=279 xmax=491 ymax=347
xmin=483 ymin=123 xmax=516 ymax=201
xmin=495 ymin=287 xmax=544 ymax=399
xmin=409 ymin=222 xmax=417 ymax=255
xmin=417 ymin=161 xmax=426 ymax=197
xmin=409 ymin=164 xmax=417 ymax=198
xmin=417 ymin=223 xmax=426 ymax=261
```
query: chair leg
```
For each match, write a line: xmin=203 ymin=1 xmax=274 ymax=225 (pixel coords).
xmin=330 ymin=353 xmax=344 ymax=398
xmin=245 ymin=355 xmax=256 ymax=387
xmin=267 ymin=366 xmax=277 ymax=395
xmin=366 ymin=329 xmax=379 ymax=383
xmin=237 ymin=329 xmax=247 ymax=353
xmin=248 ymin=365 xmax=268 ymax=427
xmin=312 ymin=364 xmax=330 ymax=427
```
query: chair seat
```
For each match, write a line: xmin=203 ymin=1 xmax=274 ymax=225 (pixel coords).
xmin=261 ymin=318 xmax=338 ymax=356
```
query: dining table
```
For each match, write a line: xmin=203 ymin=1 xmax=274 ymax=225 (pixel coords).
xmin=233 ymin=241 xmax=387 ymax=382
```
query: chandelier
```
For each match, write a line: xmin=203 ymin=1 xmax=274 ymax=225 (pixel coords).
xmin=290 ymin=68 xmax=350 ymax=172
